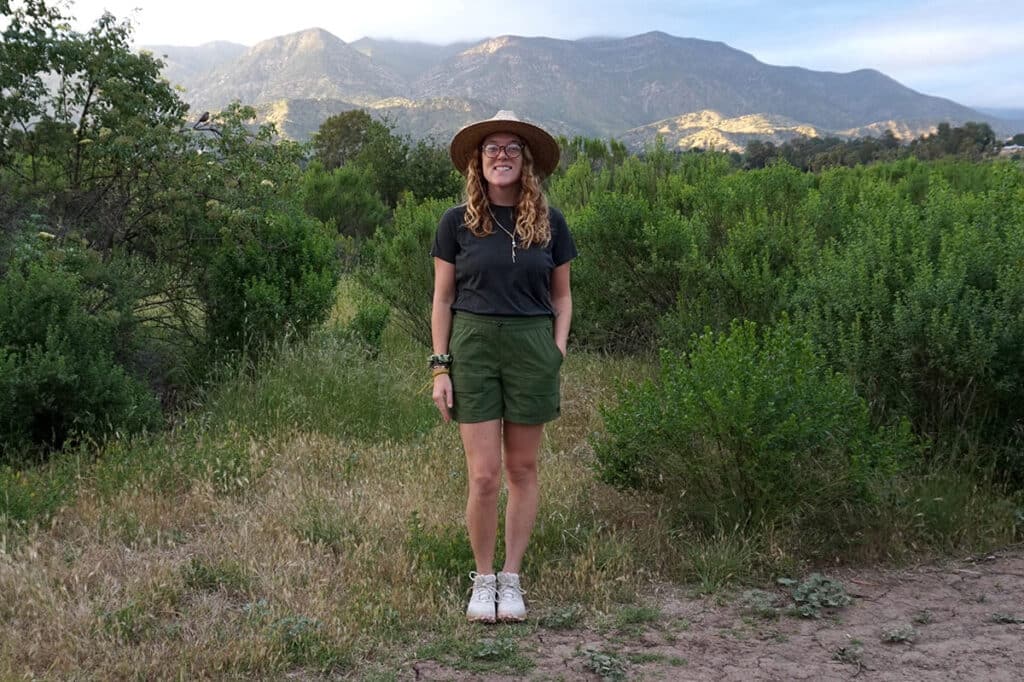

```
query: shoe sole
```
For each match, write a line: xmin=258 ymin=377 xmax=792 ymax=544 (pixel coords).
xmin=497 ymin=613 xmax=527 ymax=622
xmin=467 ymin=614 xmax=496 ymax=624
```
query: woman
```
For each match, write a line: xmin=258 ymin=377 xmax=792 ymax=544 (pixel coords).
xmin=430 ymin=111 xmax=577 ymax=623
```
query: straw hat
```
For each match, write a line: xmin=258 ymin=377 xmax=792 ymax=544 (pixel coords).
xmin=449 ymin=110 xmax=560 ymax=178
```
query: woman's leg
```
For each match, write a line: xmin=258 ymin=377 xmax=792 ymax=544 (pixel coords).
xmin=460 ymin=419 xmax=503 ymax=573
xmin=501 ymin=421 xmax=544 ymax=574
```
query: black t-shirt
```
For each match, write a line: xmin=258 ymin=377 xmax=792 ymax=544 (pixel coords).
xmin=431 ymin=203 xmax=578 ymax=317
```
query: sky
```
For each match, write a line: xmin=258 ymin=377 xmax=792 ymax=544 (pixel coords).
xmin=57 ymin=0 xmax=1024 ymax=110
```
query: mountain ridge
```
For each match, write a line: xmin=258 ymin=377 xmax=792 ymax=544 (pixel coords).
xmin=148 ymin=28 xmax=1011 ymax=150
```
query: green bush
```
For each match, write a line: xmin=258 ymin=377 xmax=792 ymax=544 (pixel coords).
xmin=202 ymin=204 xmax=339 ymax=356
xmin=569 ymin=192 xmax=692 ymax=352
xmin=345 ymin=295 xmax=390 ymax=356
xmin=792 ymin=164 xmax=1024 ymax=479
xmin=594 ymin=319 xmax=915 ymax=532
xmin=360 ymin=196 xmax=447 ymax=348
xmin=0 ymin=253 xmax=160 ymax=457
xmin=659 ymin=163 xmax=816 ymax=348
xmin=300 ymin=162 xmax=389 ymax=239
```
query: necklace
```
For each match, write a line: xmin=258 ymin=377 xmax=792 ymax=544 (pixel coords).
xmin=487 ymin=205 xmax=518 ymax=263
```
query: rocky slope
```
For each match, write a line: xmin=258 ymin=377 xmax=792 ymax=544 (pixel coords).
xmin=152 ymin=29 xmax=1001 ymax=147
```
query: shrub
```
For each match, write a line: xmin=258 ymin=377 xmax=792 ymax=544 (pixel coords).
xmin=345 ymin=295 xmax=390 ymax=356
xmin=792 ymin=164 xmax=1024 ymax=480
xmin=0 ymin=254 xmax=160 ymax=457
xmin=360 ymin=196 xmax=447 ymax=348
xmin=660 ymin=164 xmax=814 ymax=347
xmin=202 ymin=204 xmax=339 ymax=356
xmin=300 ymin=162 xmax=389 ymax=239
xmin=593 ymin=319 xmax=915 ymax=532
xmin=569 ymin=192 xmax=692 ymax=352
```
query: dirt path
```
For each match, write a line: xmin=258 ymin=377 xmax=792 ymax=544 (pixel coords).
xmin=409 ymin=549 xmax=1024 ymax=681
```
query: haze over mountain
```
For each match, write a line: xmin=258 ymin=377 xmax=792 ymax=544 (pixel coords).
xmin=148 ymin=28 xmax=1009 ymax=151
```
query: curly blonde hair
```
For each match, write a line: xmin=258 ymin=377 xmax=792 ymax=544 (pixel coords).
xmin=463 ymin=145 xmax=551 ymax=248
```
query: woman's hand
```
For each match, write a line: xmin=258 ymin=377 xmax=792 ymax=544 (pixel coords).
xmin=556 ymin=341 xmax=567 ymax=359
xmin=432 ymin=373 xmax=454 ymax=422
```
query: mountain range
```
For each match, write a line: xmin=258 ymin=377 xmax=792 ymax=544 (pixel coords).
xmin=148 ymin=29 xmax=1016 ymax=152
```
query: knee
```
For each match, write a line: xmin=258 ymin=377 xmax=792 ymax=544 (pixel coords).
xmin=469 ymin=470 xmax=500 ymax=498
xmin=504 ymin=459 xmax=538 ymax=488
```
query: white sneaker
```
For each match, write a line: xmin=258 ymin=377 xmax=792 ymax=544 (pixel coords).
xmin=497 ymin=572 xmax=527 ymax=621
xmin=466 ymin=572 xmax=497 ymax=623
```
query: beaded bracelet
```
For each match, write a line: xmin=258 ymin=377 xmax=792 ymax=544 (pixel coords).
xmin=428 ymin=353 xmax=453 ymax=369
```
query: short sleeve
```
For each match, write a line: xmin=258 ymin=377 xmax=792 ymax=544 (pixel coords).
xmin=430 ymin=207 xmax=461 ymax=263
xmin=549 ymin=208 xmax=578 ymax=266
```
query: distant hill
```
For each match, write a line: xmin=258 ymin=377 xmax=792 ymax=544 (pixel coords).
xmin=146 ymin=41 xmax=248 ymax=88
xmin=150 ymin=29 xmax=1007 ymax=150
xmin=974 ymin=107 xmax=1024 ymax=136
xmin=182 ymin=28 xmax=406 ymax=110
xmin=349 ymin=38 xmax=474 ymax=82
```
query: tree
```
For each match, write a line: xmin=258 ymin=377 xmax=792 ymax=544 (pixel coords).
xmin=312 ymin=109 xmax=381 ymax=170
xmin=301 ymin=161 xmax=389 ymax=238
xmin=403 ymin=137 xmax=461 ymax=201
xmin=1 ymin=3 xmax=339 ymax=454
xmin=744 ymin=139 xmax=777 ymax=169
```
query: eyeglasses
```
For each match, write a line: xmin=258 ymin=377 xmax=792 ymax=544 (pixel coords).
xmin=481 ymin=142 xmax=524 ymax=158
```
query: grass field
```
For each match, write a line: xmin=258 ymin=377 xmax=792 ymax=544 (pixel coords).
xmin=1 ymin=284 xmax=1020 ymax=678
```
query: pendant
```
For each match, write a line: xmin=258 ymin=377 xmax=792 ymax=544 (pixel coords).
xmin=511 ymin=238 xmax=517 ymax=263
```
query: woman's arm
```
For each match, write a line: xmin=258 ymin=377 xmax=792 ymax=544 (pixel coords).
xmin=431 ymin=257 xmax=457 ymax=421
xmin=550 ymin=262 xmax=572 ymax=358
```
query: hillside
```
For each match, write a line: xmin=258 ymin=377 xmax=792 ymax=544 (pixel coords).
xmin=154 ymin=29 xmax=1002 ymax=148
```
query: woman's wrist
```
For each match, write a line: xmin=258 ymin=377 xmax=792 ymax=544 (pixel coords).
xmin=428 ymin=352 xmax=452 ymax=370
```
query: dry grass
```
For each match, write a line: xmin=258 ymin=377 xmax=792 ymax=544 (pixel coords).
xmin=2 ymin=297 xmax=1019 ymax=677
xmin=0 ymin=336 xmax=672 ymax=678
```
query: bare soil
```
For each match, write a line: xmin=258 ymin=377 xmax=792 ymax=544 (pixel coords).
xmin=408 ymin=549 xmax=1024 ymax=681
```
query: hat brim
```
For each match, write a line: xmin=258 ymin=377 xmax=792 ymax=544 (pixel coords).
xmin=450 ymin=118 xmax=560 ymax=179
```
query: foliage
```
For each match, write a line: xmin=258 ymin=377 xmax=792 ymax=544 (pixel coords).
xmin=201 ymin=203 xmax=338 ymax=356
xmin=581 ymin=648 xmax=629 ymax=682
xmin=0 ymin=243 xmax=161 ymax=456
xmin=311 ymin=109 xmax=381 ymax=170
xmin=880 ymin=624 xmax=916 ymax=643
xmin=568 ymin=192 xmax=690 ymax=352
xmin=991 ymin=613 xmax=1024 ymax=624
xmin=661 ymin=162 xmax=814 ymax=347
xmin=300 ymin=161 xmax=388 ymax=239
xmin=738 ymin=589 xmax=782 ymax=619
xmin=791 ymin=163 xmax=1024 ymax=479
xmin=310 ymin=111 xmax=459 ymax=207
xmin=360 ymin=196 xmax=447 ymax=348
xmin=403 ymin=137 xmax=463 ymax=202
xmin=777 ymin=573 xmax=853 ymax=618
xmin=416 ymin=632 xmax=534 ymax=675
xmin=743 ymin=121 xmax=998 ymax=171
xmin=0 ymin=4 xmax=340 ymax=455
xmin=910 ymin=122 xmax=997 ymax=161
xmin=344 ymin=295 xmax=391 ymax=356
xmin=593 ymin=319 xmax=915 ymax=532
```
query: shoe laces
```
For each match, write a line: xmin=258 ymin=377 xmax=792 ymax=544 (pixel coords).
xmin=498 ymin=574 xmax=526 ymax=600
xmin=468 ymin=571 xmax=497 ymax=603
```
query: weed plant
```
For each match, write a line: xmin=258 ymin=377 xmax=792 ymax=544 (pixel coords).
xmin=594 ymin=318 xmax=915 ymax=546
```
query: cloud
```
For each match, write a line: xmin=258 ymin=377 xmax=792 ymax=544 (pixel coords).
xmin=758 ymin=23 xmax=1024 ymax=72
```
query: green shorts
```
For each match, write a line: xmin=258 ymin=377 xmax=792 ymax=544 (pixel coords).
xmin=449 ymin=311 xmax=564 ymax=424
